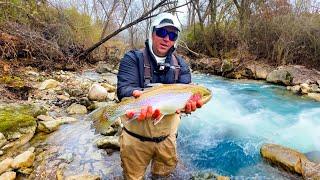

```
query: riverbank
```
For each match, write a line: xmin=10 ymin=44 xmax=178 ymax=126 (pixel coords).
xmin=185 ymin=56 xmax=320 ymax=102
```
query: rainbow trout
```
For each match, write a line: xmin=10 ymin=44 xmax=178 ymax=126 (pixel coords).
xmin=90 ymin=83 xmax=212 ymax=133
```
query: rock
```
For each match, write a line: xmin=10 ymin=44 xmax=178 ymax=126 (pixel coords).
xmin=39 ymin=79 xmax=60 ymax=90
xmin=260 ymin=143 xmax=308 ymax=174
xmin=220 ymin=59 xmax=234 ymax=73
xmin=17 ymin=167 xmax=33 ymax=175
xmin=100 ymin=83 xmax=116 ymax=93
xmin=57 ymin=152 xmax=74 ymax=163
xmin=12 ymin=150 xmax=35 ymax=169
xmin=310 ymin=84 xmax=320 ymax=92
xmin=79 ymin=97 xmax=92 ymax=107
xmin=0 ymin=171 xmax=16 ymax=180
xmin=96 ymin=136 xmax=120 ymax=150
xmin=37 ymin=115 xmax=55 ymax=121
xmin=66 ymin=88 xmax=84 ymax=97
xmin=88 ymin=84 xmax=109 ymax=101
xmin=317 ymin=80 xmax=320 ymax=86
xmin=0 ymin=132 xmax=7 ymax=148
xmin=266 ymin=69 xmax=293 ymax=85
xmin=25 ymin=70 xmax=39 ymax=77
xmin=57 ymin=95 xmax=70 ymax=101
xmin=37 ymin=117 xmax=77 ymax=133
xmin=286 ymin=85 xmax=301 ymax=94
xmin=107 ymin=92 xmax=116 ymax=101
xmin=66 ymin=103 xmax=87 ymax=114
xmin=0 ymin=157 xmax=13 ymax=174
xmin=307 ymin=93 xmax=320 ymax=101
xmin=251 ymin=63 xmax=274 ymax=79
xmin=101 ymin=127 xmax=117 ymax=136
xmin=65 ymin=173 xmax=101 ymax=180
xmin=280 ymin=65 xmax=320 ymax=85
xmin=191 ymin=172 xmax=230 ymax=180
xmin=301 ymin=160 xmax=320 ymax=179
xmin=300 ymin=83 xmax=311 ymax=94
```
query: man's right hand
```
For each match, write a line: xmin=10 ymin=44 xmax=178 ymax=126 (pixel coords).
xmin=132 ymin=90 xmax=142 ymax=98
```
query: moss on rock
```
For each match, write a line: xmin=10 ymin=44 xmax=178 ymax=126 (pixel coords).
xmin=0 ymin=105 xmax=36 ymax=137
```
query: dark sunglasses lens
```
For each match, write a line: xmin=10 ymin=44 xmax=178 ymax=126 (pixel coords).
xmin=168 ymin=32 xmax=178 ymax=41
xmin=155 ymin=28 xmax=167 ymax=38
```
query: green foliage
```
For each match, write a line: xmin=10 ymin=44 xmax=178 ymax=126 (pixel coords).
xmin=0 ymin=105 xmax=36 ymax=135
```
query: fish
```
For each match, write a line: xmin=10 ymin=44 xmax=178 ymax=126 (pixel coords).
xmin=89 ymin=83 xmax=212 ymax=134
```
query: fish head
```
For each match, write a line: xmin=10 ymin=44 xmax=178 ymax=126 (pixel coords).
xmin=189 ymin=84 xmax=212 ymax=105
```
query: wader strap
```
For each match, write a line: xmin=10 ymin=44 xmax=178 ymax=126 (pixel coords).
xmin=142 ymin=49 xmax=152 ymax=86
xmin=123 ymin=127 xmax=168 ymax=143
xmin=171 ymin=54 xmax=180 ymax=83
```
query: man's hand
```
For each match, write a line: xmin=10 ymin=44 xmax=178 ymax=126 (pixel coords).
xmin=125 ymin=106 xmax=162 ymax=121
xmin=132 ymin=90 xmax=142 ymax=98
xmin=176 ymin=94 xmax=203 ymax=114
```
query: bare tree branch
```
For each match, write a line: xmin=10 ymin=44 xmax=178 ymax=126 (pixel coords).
xmin=78 ymin=0 xmax=170 ymax=59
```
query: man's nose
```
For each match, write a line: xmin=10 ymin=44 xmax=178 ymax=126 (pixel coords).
xmin=163 ymin=35 xmax=170 ymax=41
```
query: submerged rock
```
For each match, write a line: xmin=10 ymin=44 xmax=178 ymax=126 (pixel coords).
xmin=37 ymin=117 xmax=77 ymax=133
xmin=96 ymin=136 xmax=119 ymax=150
xmin=65 ymin=173 xmax=101 ymax=180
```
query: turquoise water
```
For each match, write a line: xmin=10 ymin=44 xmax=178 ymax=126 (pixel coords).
xmin=178 ymin=74 xmax=320 ymax=178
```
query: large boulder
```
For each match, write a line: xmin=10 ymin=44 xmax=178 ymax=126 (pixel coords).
xmin=88 ymin=84 xmax=109 ymax=101
xmin=11 ymin=150 xmax=35 ymax=169
xmin=278 ymin=65 xmax=320 ymax=85
xmin=246 ymin=63 xmax=274 ymax=79
xmin=266 ymin=69 xmax=293 ymax=85
xmin=260 ymin=144 xmax=308 ymax=174
xmin=261 ymin=143 xmax=320 ymax=179
xmin=307 ymin=93 xmax=320 ymax=101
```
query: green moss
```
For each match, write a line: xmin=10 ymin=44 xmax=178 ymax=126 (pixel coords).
xmin=0 ymin=105 xmax=36 ymax=135
xmin=0 ymin=75 xmax=25 ymax=88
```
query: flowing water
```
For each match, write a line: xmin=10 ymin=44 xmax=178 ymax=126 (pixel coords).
xmin=29 ymin=73 xmax=319 ymax=179
xmin=178 ymin=74 xmax=320 ymax=179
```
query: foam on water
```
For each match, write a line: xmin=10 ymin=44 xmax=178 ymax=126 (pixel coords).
xmin=178 ymin=74 xmax=320 ymax=177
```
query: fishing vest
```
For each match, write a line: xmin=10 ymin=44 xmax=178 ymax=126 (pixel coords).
xmin=141 ymin=49 xmax=180 ymax=86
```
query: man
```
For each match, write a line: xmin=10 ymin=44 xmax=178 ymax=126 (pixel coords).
xmin=117 ymin=12 xmax=202 ymax=179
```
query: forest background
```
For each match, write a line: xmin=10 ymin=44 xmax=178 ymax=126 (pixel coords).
xmin=0 ymin=0 xmax=319 ymax=72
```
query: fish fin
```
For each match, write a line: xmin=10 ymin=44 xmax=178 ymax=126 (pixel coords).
xmin=122 ymin=112 xmax=140 ymax=125
xmin=153 ymin=114 xmax=165 ymax=125
xmin=87 ymin=105 xmax=112 ymax=134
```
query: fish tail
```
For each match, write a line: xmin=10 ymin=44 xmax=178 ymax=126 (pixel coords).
xmin=88 ymin=104 xmax=115 ymax=134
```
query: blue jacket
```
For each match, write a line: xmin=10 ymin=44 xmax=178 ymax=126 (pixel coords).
xmin=117 ymin=42 xmax=191 ymax=100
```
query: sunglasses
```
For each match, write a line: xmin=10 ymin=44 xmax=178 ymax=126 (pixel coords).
xmin=154 ymin=28 xmax=178 ymax=41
